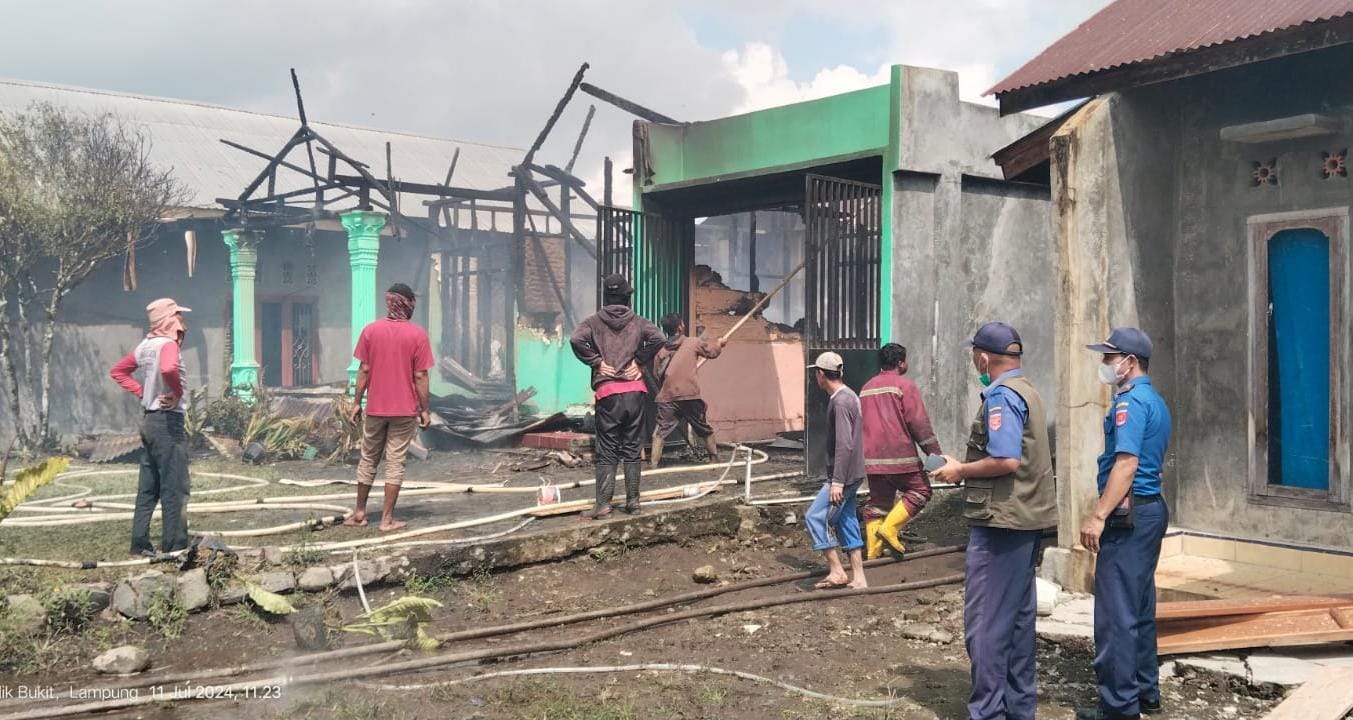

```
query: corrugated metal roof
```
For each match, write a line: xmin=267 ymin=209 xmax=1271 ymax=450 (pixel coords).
xmin=990 ymin=0 xmax=1353 ymax=96
xmin=0 ymin=78 xmax=524 ymax=210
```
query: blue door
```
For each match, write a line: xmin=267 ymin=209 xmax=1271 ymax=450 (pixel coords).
xmin=1267 ymin=228 xmax=1330 ymax=490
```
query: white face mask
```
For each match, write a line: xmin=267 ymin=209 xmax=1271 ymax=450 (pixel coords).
xmin=1097 ymin=356 xmax=1130 ymax=386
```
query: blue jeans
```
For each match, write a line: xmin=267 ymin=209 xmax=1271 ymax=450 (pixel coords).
xmin=805 ymin=480 xmax=863 ymax=552
xmin=965 ymin=526 xmax=1041 ymax=720
xmin=1094 ymin=498 xmax=1169 ymax=716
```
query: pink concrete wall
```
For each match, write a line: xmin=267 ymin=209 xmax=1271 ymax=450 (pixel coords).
xmin=698 ymin=339 xmax=805 ymax=442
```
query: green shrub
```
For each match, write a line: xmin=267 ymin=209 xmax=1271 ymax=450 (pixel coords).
xmin=145 ymin=588 xmax=186 ymax=639
xmin=42 ymin=587 xmax=96 ymax=633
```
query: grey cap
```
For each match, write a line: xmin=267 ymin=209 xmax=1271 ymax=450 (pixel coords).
xmin=1087 ymin=327 xmax=1153 ymax=359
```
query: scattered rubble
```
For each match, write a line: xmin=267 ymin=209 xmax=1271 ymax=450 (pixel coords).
xmin=693 ymin=565 xmax=720 ymax=584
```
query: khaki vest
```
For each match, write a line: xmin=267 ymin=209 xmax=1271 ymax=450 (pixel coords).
xmin=961 ymin=375 xmax=1056 ymax=530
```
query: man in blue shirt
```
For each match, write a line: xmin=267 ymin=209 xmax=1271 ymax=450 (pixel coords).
xmin=1077 ymin=328 xmax=1172 ymax=720
xmin=933 ymin=322 xmax=1056 ymax=720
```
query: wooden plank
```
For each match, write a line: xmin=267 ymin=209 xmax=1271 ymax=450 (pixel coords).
xmin=1262 ymin=666 xmax=1353 ymax=720
xmin=1157 ymin=595 xmax=1353 ymax=622
xmin=1158 ymin=607 xmax=1353 ymax=655
xmin=579 ymin=82 xmax=679 ymax=124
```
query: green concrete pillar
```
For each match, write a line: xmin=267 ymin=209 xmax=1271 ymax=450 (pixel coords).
xmin=222 ymin=229 xmax=261 ymax=401
xmin=341 ymin=210 xmax=387 ymax=390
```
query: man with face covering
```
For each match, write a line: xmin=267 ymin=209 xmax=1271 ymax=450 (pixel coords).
xmin=346 ymin=283 xmax=434 ymax=532
xmin=931 ymin=321 xmax=1056 ymax=720
xmin=1077 ymin=327 xmax=1171 ymax=720
xmin=110 ymin=298 xmax=193 ymax=557
xmin=570 ymin=274 xmax=665 ymax=518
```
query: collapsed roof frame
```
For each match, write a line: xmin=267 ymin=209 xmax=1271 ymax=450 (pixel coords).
xmin=213 ymin=65 xmax=680 ymax=417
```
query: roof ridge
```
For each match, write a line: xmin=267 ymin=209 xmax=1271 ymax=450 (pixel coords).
xmin=0 ymin=77 xmax=524 ymax=152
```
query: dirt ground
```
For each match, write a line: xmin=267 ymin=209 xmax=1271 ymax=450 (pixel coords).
xmin=0 ymin=454 xmax=1289 ymax=720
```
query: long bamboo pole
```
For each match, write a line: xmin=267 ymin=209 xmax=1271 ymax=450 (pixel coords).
xmin=696 ymin=259 xmax=806 ymax=370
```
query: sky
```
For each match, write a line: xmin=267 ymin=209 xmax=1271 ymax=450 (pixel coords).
xmin=0 ymin=0 xmax=1109 ymax=195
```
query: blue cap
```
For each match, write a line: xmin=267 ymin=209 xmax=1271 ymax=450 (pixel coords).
xmin=964 ymin=322 xmax=1023 ymax=356
xmin=1086 ymin=327 xmax=1153 ymax=359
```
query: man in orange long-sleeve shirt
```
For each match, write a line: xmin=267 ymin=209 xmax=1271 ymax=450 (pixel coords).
xmin=860 ymin=343 xmax=942 ymax=559
xmin=109 ymin=298 xmax=192 ymax=557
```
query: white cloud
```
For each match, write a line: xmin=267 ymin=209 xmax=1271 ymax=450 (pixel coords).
xmin=720 ymin=42 xmax=891 ymax=114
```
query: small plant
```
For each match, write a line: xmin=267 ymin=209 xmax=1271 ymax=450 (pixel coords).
xmin=183 ymin=387 xmax=209 ymax=447
xmin=202 ymin=392 xmax=252 ymax=439
xmin=404 ymin=570 xmax=456 ymax=596
xmin=145 ymin=588 xmax=187 ymax=639
xmin=42 ymin=587 xmax=96 ymax=633
xmin=284 ymin=529 xmax=327 ymax=569
xmin=227 ymin=602 xmax=271 ymax=632
xmin=464 ymin=565 xmax=501 ymax=614
xmin=328 ymin=395 xmax=362 ymax=464
xmin=696 ymin=682 xmax=728 ymax=706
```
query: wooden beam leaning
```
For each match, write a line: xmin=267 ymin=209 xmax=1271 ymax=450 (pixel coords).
xmin=519 ymin=171 xmax=597 ymax=259
xmin=565 ymin=104 xmax=596 ymax=174
xmin=522 ymin=62 xmax=590 ymax=170
xmin=579 ymin=82 xmax=679 ymax=124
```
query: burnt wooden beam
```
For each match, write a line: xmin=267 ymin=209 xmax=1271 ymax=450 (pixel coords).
xmin=531 ymin=163 xmax=599 ymax=210
xmin=334 ymin=174 xmax=517 ymax=202
xmin=564 ymin=104 xmax=596 ymax=174
xmin=443 ymin=148 xmax=461 ymax=186
xmin=579 ymin=82 xmax=678 ymax=124
xmin=235 ymin=128 xmax=308 ymax=201
xmin=520 ymin=171 xmax=597 ymax=259
xmin=221 ymin=138 xmax=330 ymax=186
xmin=291 ymin=68 xmax=322 ymax=202
xmin=523 ymin=62 xmax=589 ymax=170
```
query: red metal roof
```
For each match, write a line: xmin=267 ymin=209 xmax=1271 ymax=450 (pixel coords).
xmin=990 ymin=0 xmax=1353 ymax=96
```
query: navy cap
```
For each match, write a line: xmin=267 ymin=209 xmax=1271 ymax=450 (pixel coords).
xmin=964 ymin=322 xmax=1023 ymax=356
xmin=1086 ymin=327 xmax=1153 ymax=359
xmin=602 ymin=273 xmax=633 ymax=296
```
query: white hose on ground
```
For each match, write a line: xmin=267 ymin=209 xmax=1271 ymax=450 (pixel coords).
xmin=0 ymin=450 xmax=799 ymax=566
xmin=359 ymin=663 xmax=907 ymax=708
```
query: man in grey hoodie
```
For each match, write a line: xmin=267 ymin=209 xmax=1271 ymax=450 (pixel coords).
xmin=570 ymin=274 xmax=665 ymax=518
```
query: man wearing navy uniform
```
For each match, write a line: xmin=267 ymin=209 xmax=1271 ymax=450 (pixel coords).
xmin=933 ymin=322 xmax=1056 ymax=720
xmin=1077 ymin=328 xmax=1172 ymax=720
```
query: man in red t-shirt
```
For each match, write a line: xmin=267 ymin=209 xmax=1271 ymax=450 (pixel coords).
xmin=344 ymin=283 xmax=433 ymax=532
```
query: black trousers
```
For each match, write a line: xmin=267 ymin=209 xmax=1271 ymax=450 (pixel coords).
xmin=131 ymin=411 xmax=191 ymax=554
xmin=595 ymin=391 xmax=645 ymax=465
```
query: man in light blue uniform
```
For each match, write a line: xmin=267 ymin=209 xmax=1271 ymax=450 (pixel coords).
xmin=933 ymin=322 xmax=1056 ymax=720
xmin=1077 ymin=328 xmax=1172 ymax=720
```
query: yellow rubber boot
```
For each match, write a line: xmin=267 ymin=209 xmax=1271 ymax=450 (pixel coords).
xmin=877 ymin=504 xmax=912 ymax=556
xmin=864 ymin=519 xmax=885 ymax=560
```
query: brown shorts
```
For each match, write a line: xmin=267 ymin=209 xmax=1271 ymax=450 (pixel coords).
xmin=655 ymin=400 xmax=714 ymax=440
xmin=356 ymin=415 xmax=418 ymax=486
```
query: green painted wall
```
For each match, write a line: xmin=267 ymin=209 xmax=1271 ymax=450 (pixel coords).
xmin=645 ymin=84 xmax=892 ymax=188
xmin=514 ymin=328 xmax=593 ymax=414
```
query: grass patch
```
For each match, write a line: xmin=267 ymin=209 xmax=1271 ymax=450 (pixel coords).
xmin=145 ymin=587 xmax=186 ymax=639
xmin=226 ymin=602 xmax=272 ymax=632
xmin=41 ymin=586 xmax=97 ymax=633
xmin=462 ymin=564 xmax=500 ymax=614
xmin=404 ymin=569 xmax=456 ymax=596
xmin=283 ymin=528 xmax=327 ymax=569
